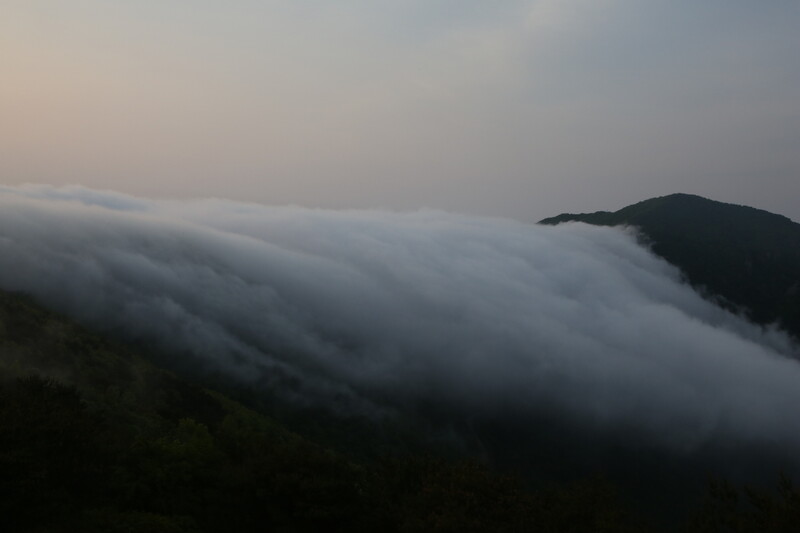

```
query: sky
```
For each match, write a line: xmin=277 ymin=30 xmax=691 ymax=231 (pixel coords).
xmin=2 ymin=1 xmax=799 ymax=221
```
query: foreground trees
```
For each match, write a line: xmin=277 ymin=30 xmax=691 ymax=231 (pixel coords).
xmin=0 ymin=375 xmax=642 ymax=532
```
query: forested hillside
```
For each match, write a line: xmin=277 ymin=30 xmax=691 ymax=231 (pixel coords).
xmin=0 ymin=289 xmax=645 ymax=532
xmin=5 ymin=189 xmax=800 ymax=530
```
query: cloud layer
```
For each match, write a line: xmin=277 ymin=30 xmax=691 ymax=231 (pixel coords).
xmin=1 ymin=185 xmax=799 ymax=467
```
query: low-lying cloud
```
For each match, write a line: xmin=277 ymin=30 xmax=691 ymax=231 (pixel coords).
xmin=1 ymin=184 xmax=799 ymax=468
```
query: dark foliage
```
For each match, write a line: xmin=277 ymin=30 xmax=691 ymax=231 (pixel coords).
xmin=0 ymin=289 xmax=645 ymax=532
xmin=0 ymin=377 xmax=109 ymax=531
xmin=687 ymin=476 xmax=800 ymax=533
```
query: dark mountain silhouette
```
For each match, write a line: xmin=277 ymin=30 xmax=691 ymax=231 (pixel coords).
xmin=540 ymin=193 xmax=800 ymax=341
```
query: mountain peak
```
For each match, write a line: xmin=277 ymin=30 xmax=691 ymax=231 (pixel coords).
xmin=540 ymin=194 xmax=800 ymax=339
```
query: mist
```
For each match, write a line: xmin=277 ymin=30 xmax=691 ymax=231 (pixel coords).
xmin=1 ymin=184 xmax=799 ymax=473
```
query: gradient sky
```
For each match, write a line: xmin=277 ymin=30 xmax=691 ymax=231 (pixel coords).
xmin=2 ymin=1 xmax=799 ymax=221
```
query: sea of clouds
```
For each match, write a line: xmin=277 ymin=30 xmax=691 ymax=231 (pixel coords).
xmin=1 ymin=184 xmax=799 ymax=466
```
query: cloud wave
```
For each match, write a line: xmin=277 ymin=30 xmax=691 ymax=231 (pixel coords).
xmin=1 ymin=184 xmax=799 ymax=466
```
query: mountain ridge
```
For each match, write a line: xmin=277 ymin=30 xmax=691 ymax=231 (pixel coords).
xmin=540 ymin=193 xmax=800 ymax=340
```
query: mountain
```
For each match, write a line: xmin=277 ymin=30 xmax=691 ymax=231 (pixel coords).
xmin=4 ymin=275 xmax=800 ymax=532
xmin=540 ymin=193 xmax=800 ymax=341
xmin=6 ymin=191 xmax=800 ymax=530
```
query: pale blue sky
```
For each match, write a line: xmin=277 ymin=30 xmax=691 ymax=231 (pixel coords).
xmin=2 ymin=1 xmax=799 ymax=220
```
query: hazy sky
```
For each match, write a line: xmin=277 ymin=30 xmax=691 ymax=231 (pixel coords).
xmin=2 ymin=1 xmax=799 ymax=221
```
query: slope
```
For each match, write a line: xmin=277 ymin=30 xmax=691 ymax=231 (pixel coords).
xmin=0 ymin=289 xmax=642 ymax=532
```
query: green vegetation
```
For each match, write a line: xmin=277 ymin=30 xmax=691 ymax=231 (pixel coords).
xmin=0 ymin=289 xmax=646 ymax=532
xmin=3 ymin=283 xmax=798 ymax=531
xmin=540 ymin=193 xmax=800 ymax=341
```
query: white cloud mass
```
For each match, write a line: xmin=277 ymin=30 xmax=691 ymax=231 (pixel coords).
xmin=1 ymin=185 xmax=799 ymax=469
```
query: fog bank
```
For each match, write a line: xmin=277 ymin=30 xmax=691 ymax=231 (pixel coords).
xmin=1 ymin=184 xmax=798 ymax=462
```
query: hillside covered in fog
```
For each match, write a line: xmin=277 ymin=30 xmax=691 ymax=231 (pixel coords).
xmin=3 ymin=185 xmax=800 ymax=530
xmin=4 ymin=288 xmax=652 ymax=532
